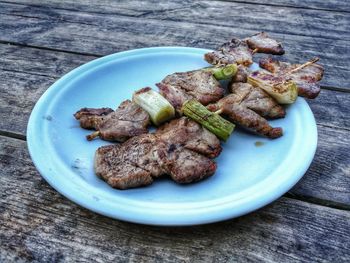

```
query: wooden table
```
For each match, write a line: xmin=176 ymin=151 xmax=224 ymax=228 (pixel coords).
xmin=1 ymin=1 xmax=349 ymax=261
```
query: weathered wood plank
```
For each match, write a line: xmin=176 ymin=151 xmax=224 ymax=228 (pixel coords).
xmin=290 ymin=125 xmax=350 ymax=206
xmin=2 ymin=0 xmax=349 ymax=41
xmin=224 ymin=0 xmax=350 ymax=12
xmin=0 ymin=135 xmax=349 ymax=262
xmin=0 ymin=2 xmax=349 ymax=89
xmin=4 ymin=0 xmax=349 ymax=14
xmin=141 ymin=1 xmax=350 ymax=41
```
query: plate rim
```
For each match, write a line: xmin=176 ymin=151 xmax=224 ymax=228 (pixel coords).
xmin=27 ymin=47 xmax=318 ymax=226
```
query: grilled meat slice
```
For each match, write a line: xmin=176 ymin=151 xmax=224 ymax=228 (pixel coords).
xmin=74 ymin=100 xmax=150 ymax=142
xmin=163 ymin=147 xmax=217 ymax=184
xmin=231 ymin=65 xmax=250 ymax=83
xmin=245 ymin=32 xmax=285 ymax=55
xmin=156 ymin=117 xmax=222 ymax=158
xmin=207 ymin=83 xmax=284 ymax=138
xmin=259 ymin=57 xmax=324 ymax=98
xmin=157 ymin=70 xmax=224 ymax=112
xmin=94 ymin=133 xmax=217 ymax=189
xmin=205 ymin=38 xmax=253 ymax=66
xmin=74 ymin=108 xmax=114 ymax=129
xmin=95 ymin=144 xmax=154 ymax=189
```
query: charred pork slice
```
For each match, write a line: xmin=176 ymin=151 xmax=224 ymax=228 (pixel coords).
xmin=231 ymin=65 xmax=250 ymax=83
xmin=94 ymin=133 xmax=217 ymax=189
xmin=157 ymin=70 xmax=224 ymax=112
xmin=156 ymin=117 xmax=222 ymax=158
xmin=74 ymin=100 xmax=150 ymax=142
xmin=244 ymin=32 xmax=285 ymax=55
xmin=205 ymin=38 xmax=253 ymax=67
xmin=207 ymin=83 xmax=285 ymax=138
xmin=74 ymin=108 xmax=114 ymax=129
xmin=259 ymin=57 xmax=324 ymax=99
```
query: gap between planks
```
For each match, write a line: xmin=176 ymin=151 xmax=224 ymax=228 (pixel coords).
xmin=0 ymin=1 xmax=348 ymax=43
xmin=217 ymin=0 xmax=350 ymax=13
xmin=1 ymin=0 xmax=349 ymax=15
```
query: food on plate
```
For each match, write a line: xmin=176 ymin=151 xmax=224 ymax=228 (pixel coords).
xmin=231 ymin=65 xmax=250 ymax=83
xmin=132 ymin=87 xmax=175 ymax=126
xmin=248 ymin=70 xmax=298 ymax=104
xmin=155 ymin=117 xmax=222 ymax=158
xmin=73 ymin=31 xmax=325 ymax=189
xmin=205 ymin=38 xmax=253 ymax=66
xmin=182 ymin=100 xmax=235 ymax=141
xmin=157 ymin=69 xmax=225 ymax=113
xmin=259 ymin=56 xmax=324 ymax=98
xmin=244 ymin=32 xmax=285 ymax=55
xmin=95 ymin=118 xmax=220 ymax=189
xmin=204 ymin=32 xmax=285 ymax=66
xmin=203 ymin=64 xmax=238 ymax=80
xmin=207 ymin=83 xmax=284 ymax=138
xmin=73 ymin=107 xmax=114 ymax=129
xmin=74 ymin=100 xmax=150 ymax=142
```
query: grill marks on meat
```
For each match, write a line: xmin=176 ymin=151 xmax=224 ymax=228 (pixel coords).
xmin=95 ymin=144 xmax=154 ymax=189
xmin=74 ymin=100 xmax=150 ymax=142
xmin=156 ymin=117 xmax=222 ymax=158
xmin=163 ymin=147 xmax=217 ymax=184
xmin=204 ymin=38 xmax=253 ymax=66
xmin=259 ymin=57 xmax=324 ymax=98
xmin=95 ymin=121 xmax=218 ymax=189
xmin=205 ymin=32 xmax=285 ymax=67
xmin=207 ymin=83 xmax=285 ymax=138
xmin=157 ymin=70 xmax=224 ymax=112
xmin=245 ymin=32 xmax=285 ymax=55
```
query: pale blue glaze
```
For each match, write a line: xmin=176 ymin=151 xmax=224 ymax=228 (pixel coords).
xmin=27 ymin=47 xmax=317 ymax=226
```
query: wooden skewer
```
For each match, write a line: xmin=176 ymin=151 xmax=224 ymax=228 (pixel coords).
xmin=87 ymin=131 xmax=100 ymax=141
xmin=252 ymin=48 xmax=259 ymax=54
xmin=288 ymin=57 xmax=319 ymax=75
xmin=214 ymin=109 xmax=223 ymax=115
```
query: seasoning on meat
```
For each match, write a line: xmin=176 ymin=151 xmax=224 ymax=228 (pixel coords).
xmin=74 ymin=100 xmax=150 ymax=142
xmin=157 ymin=70 xmax=224 ymax=113
xmin=204 ymin=32 xmax=285 ymax=67
xmin=207 ymin=83 xmax=285 ymax=138
xmin=204 ymin=38 xmax=253 ymax=66
xmin=259 ymin=56 xmax=324 ymax=98
xmin=94 ymin=132 xmax=217 ymax=189
xmin=155 ymin=117 xmax=222 ymax=158
xmin=244 ymin=32 xmax=285 ymax=55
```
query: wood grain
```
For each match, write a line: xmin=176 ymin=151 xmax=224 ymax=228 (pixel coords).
xmin=0 ymin=135 xmax=349 ymax=262
xmin=222 ymin=0 xmax=350 ymax=12
xmin=290 ymin=125 xmax=350 ymax=206
xmin=0 ymin=2 xmax=349 ymax=89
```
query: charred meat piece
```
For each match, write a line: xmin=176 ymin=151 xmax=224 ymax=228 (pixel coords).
xmin=259 ymin=57 xmax=324 ymax=98
xmin=207 ymin=83 xmax=285 ymax=138
xmin=163 ymin=147 xmax=217 ymax=184
xmin=74 ymin=100 xmax=150 ymax=142
xmin=231 ymin=65 xmax=250 ymax=83
xmin=94 ymin=133 xmax=217 ymax=189
xmin=156 ymin=117 xmax=222 ymax=158
xmin=205 ymin=38 xmax=253 ymax=67
xmin=244 ymin=32 xmax=285 ymax=55
xmin=95 ymin=144 xmax=154 ymax=189
xmin=74 ymin=108 xmax=114 ymax=129
xmin=157 ymin=70 xmax=224 ymax=112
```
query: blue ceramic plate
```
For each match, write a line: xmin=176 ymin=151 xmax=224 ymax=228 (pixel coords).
xmin=27 ymin=47 xmax=317 ymax=226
